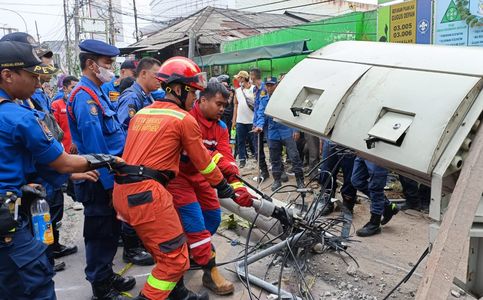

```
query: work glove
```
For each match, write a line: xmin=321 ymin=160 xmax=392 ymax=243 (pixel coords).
xmin=82 ymin=154 xmax=125 ymax=171
xmin=20 ymin=184 xmax=47 ymax=209
xmin=0 ymin=202 xmax=17 ymax=236
xmin=214 ymin=178 xmax=235 ymax=199
xmin=233 ymin=186 xmax=254 ymax=207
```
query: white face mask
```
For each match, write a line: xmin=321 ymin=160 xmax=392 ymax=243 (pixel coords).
xmin=95 ymin=63 xmax=115 ymax=83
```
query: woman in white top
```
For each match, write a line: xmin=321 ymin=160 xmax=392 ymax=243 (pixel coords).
xmin=232 ymin=70 xmax=256 ymax=168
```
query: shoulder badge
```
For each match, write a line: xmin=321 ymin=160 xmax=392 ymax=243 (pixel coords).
xmin=109 ymin=91 xmax=120 ymax=101
xmin=128 ymin=108 xmax=136 ymax=118
xmin=36 ymin=117 xmax=54 ymax=141
xmin=260 ymin=90 xmax=266 ymax=97
xmin=89 ymin=104 xmax=98 ymax=116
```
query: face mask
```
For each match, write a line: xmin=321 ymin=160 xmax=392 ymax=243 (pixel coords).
xmin=95 ymin=63 xmax=115 ymax=83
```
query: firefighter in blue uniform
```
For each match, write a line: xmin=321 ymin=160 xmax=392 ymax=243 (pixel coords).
xmin=67 ymin=39 xmax=136 ymax=300
xmin=1 ymin=31 xmax=79 ymax=271
xmin=102 ymin=59 xmax=137 ymax=109
xmin=0 ymin=40 xmax=122 ymax=300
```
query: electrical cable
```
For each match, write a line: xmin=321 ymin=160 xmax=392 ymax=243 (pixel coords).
xmin=382 ymin=247 xmax=430 ymax=300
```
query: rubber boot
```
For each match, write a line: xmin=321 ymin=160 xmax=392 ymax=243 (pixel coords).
xmin=381 ymin=202 xmax=399 ymax=225
xmin=202 ymin=253 xmax=234 ymax=295
xmin=356 ymin=214 xmax=382 ymax=237
xmin=91 ymin=278 xmax=131 ymax=300
xmin=122 ymin=233 xmax=154 ymax=266
xmin=167 ymin=277 xmax=210 ymax=300
xmin=281 ymin=172 xmax=289 ymax=182
xmin=111 ymin=273 xmax=136 ymax=292
xmin=342 ymin=194 xmax=356 ymax=214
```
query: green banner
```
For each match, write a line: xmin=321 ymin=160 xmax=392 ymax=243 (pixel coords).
xmin=378 ymin=6 xmax=391 ymax=41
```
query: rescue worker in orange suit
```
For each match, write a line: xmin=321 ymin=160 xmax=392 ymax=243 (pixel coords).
xmin=112 ymin=56 xmax=236 ymax=300
xmin=167 ymin=80 xmax=255 ymax=295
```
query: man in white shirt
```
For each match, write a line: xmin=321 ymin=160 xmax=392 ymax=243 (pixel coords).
xmin=232 ymin=70 xmax=255 ymax=168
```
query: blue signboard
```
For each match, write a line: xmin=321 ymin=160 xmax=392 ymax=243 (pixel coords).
xmin=416 ymin=0 xmax=432 ymax=43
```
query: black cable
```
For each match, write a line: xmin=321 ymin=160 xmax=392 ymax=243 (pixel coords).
xmin=382 ymin=247 xmax=430 ymax=300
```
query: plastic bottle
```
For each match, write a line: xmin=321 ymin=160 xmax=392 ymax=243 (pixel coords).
xmin=31 ymin=197 xmax=54 ymax=245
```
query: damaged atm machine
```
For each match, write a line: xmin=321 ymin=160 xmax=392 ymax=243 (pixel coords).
xmin=266 ymin=41 xmax=483 ymax=299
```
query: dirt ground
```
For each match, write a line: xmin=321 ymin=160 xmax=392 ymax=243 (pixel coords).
xmin=56 ymin=157 xmax=477 ymax=300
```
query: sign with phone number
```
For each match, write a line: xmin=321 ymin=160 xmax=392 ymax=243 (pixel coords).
xmin=391 ymin=1 xmax=417 ymax=43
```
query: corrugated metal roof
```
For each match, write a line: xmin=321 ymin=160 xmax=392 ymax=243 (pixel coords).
xmin=126 ymin=6 xmax=307 ymax=52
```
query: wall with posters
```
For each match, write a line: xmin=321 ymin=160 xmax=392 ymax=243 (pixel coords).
xmin=377 ymin=0 xmax=432 ymax=44
xmin=434 ymin=0 xmax=483 ymax=46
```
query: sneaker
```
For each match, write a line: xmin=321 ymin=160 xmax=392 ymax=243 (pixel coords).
xmin=53 ymin=244 xmax=78 ymax=259
xmin=54 ymin=261 xmax=66 ymax=272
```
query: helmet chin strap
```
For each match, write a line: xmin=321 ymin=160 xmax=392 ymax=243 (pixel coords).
xmin=165 ymin=85 xmax=190 ymax=110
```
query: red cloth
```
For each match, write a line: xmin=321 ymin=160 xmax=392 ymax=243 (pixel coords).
xmin=51 ymin=99 xmax=72 ymax=151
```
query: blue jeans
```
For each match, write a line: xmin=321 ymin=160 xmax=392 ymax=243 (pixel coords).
xmin=268 ymin=138 xmax=303 ymax=179
xmin=319 ymin=141 xmax=356 ymax=200
xmin=351 ymin=157 xmax=389 ymax=215
xmin=236 ymin=123 xmax=254 ymax=161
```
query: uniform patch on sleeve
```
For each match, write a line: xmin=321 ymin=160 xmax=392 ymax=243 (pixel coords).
xmin=260 ymin=90 xmax=267 ymax=97
xmin=128 ymin=108 xmax=136 ymax=118
xmin=89 ymin=104 xmax=98 ymax=116
xmin=109 ymin=91 xmax=120 ymax=101
xmin=36 ymin=117 xmax=54 ymax=141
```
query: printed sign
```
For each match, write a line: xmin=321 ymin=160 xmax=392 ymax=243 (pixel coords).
xmin=391 ymin=1 xmax=417 ymax=43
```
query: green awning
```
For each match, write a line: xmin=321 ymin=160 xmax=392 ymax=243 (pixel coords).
xmin=194 ymin=40 xmax=312 ymax=67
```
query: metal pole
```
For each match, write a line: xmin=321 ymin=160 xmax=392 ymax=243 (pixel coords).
xmin=188 ymin=31 xmax=196 ymax=59
xmin=63 ymin=0 xmax=72 ymax=74
xmin=74 ymin=0 xmax=80 ymax=75
xmin=236 ymin=232 xmax=304 ymax=300
xmin=108 ymin=0 xmax=115 ymax=45
xmin=35 ymin=21 xmax=40 ymax=43
xmin=133 ymin=0 xmax=139 ymax=42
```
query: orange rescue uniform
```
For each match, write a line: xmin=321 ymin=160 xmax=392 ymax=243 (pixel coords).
xmin=112 ymin=100 xmax=224 ymax=300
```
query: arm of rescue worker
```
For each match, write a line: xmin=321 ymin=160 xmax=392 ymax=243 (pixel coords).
xmin=253 ymin=91 xmax=269 ymax=130
xmin=212 ymin=127 xmax=253 ymax=207
xmin=181 ymin=115 xmax=234 ymax=199
xmin=116 ymin=90 xmax=137 ymax=130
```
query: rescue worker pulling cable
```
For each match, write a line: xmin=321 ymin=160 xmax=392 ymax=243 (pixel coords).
xmin=112 ymin=56 xmax=235 ymax=300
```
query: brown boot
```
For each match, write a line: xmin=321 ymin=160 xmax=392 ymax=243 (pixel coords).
xmin=202 ymin=253 xmax=234 ymax=295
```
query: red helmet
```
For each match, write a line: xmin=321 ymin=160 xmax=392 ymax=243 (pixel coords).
xmin=156 ymin=56 xmax=207 ymax=91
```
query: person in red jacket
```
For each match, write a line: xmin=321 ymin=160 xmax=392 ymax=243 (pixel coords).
xmin=113 ymin=57 xmax=235 ymax=300
xmin=167 ymin=80 xmax=255 ymax=296
xmin=51 ymin=75 xmax=79 ymax=153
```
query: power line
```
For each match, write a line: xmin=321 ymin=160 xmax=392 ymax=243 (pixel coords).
xmin=257 ymin=0 xmax=336 ymax=13
xmin=0 ymin=1 xmax=59 ymax=6
xmin=237 ymin=0 xmax=293 ymax=11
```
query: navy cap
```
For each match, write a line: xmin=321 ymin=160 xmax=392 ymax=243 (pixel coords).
xmin=121 ymin=59 xmax=137 ymax=70
xmin=0 ymin=41 xmax=58 ymax=75
xmin=0 ymin=32 xmax=40 ymax=48
xmin=79 ymin=39 xmax=120 ymax=57
xmin=265 ymin=76 xmax=278 ymax=85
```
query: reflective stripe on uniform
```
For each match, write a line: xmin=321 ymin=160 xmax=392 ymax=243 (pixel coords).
xmin=146 ymin=274 xmax=177 ymax=291
xmin=212 ymin=153 xmax=223 ymax=164
xmin=230 ymin=181 xmax=244 ymax=190
xmin=200 ymin=161 xmax=216 ymax=175
xmin=137 ymin=108 xmax=186 ymax=120
xmin=189 ymin=237 xmax=211 ymax=249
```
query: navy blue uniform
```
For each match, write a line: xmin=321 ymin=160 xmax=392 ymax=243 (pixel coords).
xmin=116 ymin=81 xmax=154 ymax=130
xmin=67 ymin=76 xmax=126 ymax=284
xmin=0 ymin=88 xmax=64 ymax=300
xmin=101 ymin=77 xmax=121 ymax=110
